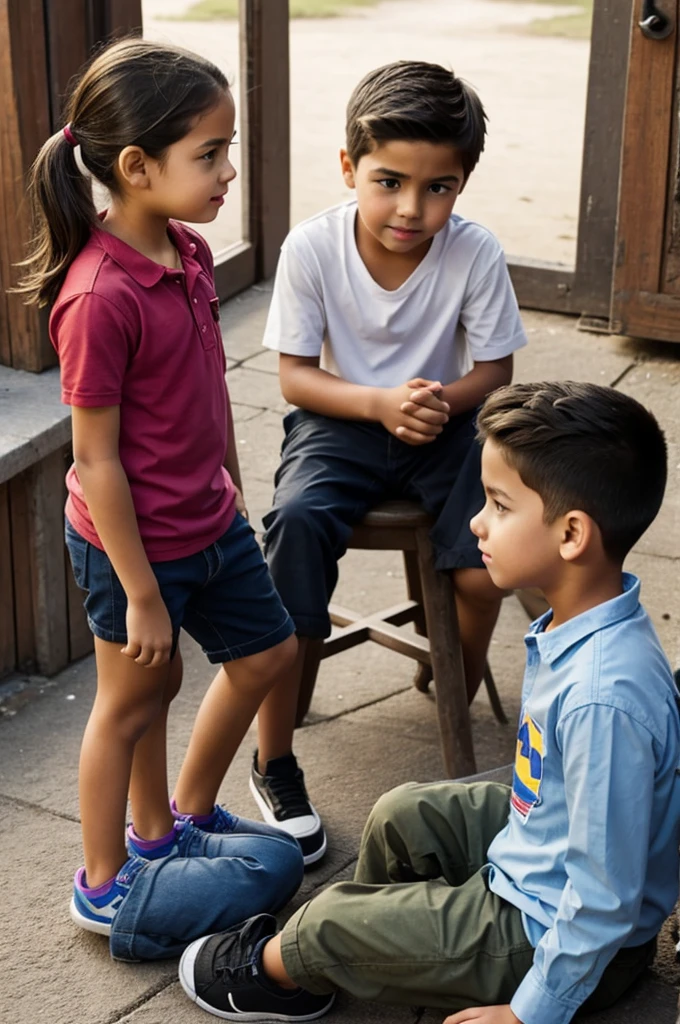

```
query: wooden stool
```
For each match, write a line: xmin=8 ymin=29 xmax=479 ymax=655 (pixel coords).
xmin=296 ymin=500 xmax=507 ymax=778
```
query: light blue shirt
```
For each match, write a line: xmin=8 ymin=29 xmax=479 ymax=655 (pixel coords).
xmin=487 ymin=574 xmax=680 ymax=1024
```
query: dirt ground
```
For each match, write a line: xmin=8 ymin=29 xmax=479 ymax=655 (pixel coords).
xmin=142 ymin=0 xmax=589 ymax=266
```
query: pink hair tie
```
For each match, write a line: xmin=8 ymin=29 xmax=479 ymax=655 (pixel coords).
xmin=63 ymin=124 xmax=78 ymax=147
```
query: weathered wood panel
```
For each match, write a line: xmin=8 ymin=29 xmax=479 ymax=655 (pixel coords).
xmin=612 ymin=0 xmax=679 ymax=338
xmin=507 ymin=259 xmax=576 ymax=314
xmin=242 ymin=0 xmax=290 ymax=280
xmin=9 ymin=470 xmax=36 ymax=671
xmin=572 ymin=0 xmax=631 ymax=318
xmin=0 ymin=0 xmax=54 ymax=371
xmin=25 ymin=449 xmax=70 ymax=675
xmin=0 ymin=483 xmax=16 ymax=675
xmin=8 ymin=448 xmax=71 ymax=676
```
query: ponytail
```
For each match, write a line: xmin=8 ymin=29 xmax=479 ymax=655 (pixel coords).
xmin=14 ymin=36 xmax=229 ymax=308
xmin=16 ymin=128 xmax=98 ymax=307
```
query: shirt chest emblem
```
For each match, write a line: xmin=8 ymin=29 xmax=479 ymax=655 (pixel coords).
xmin=511 ymin=712 xmax=544 ymax=821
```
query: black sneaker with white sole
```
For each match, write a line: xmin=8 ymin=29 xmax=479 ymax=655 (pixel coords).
xmin=250 ymin=752 xmax=327 ymax=866
xmin=179 ymin=913 xmax=335 ymax=1021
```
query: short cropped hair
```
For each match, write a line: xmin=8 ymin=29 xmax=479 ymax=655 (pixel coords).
xmin=345 ymin=61 xmax=487 ymax=180
xmin=476 ymin=381 xmax=667 ymax=562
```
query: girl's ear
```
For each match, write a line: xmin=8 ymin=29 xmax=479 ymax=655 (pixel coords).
xmin=340 ymin=149 xmax=356 ymax=189
xmin=116 ymin=146 xmax=151 ymax=190
xmin=559 ymin=510 xmax=594 ymax=563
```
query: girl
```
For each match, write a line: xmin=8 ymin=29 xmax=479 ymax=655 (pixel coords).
xmin=18 ymin=37 xmax=303 ymax=937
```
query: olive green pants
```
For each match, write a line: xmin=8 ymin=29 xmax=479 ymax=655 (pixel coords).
xmin=280 ymin=781 xmax=656 ymax=1013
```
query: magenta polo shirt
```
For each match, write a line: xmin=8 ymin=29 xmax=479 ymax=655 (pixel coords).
xmin=50 ymin=220 xmax=236 ymax=561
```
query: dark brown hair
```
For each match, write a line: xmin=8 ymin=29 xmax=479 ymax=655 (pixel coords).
xmin=476 ymin=381 xmax=667 ymax=562
xmin=345 ymin=60 xmax=486 ymax=180
xmin=16 ymin=37 xmax=229 ymax=307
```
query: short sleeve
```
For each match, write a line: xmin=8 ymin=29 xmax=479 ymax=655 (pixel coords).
xmin=50 ymin=292 xmax=137 ymax=407
xmin=262 ymin=238 xmax=326 ymax=357
xmin=459 ymin=239 xmax=527 ymax=362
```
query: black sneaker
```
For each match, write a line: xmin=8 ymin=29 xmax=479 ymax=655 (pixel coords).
xmin=178 ymin=913 xmax=335 ymax=1021
xmin=250 ymin=752 xmax=327 ymax=867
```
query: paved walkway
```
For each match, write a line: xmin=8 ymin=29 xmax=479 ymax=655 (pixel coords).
xmin=1 ymin=291 xmax=679 ymax=1022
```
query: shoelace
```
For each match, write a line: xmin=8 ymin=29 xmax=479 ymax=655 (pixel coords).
xmin=264 ymin=771 xmax=312 ymax=819
xmin=216 ymin=960 xmax=257 ymax=985
xmin=215 ymin=939 xmax=261 ymax=986
xmin=210 ymin=808 xmax=238 ymax=833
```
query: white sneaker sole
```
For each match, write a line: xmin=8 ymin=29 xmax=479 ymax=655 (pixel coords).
xmin=179 ymin=937 xmax=335 ymax=1021
xmin=69 ymin=896 xmax=113 ymax=936
xmin=249 ymin=778 xmax=327 ymax=866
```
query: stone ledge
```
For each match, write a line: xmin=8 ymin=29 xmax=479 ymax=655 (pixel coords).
xmin=0 ymin=365 xmax=69 ymax=484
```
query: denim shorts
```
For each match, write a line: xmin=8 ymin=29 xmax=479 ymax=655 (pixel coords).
xmin=65 ymin=513 xmax=294 ymax=663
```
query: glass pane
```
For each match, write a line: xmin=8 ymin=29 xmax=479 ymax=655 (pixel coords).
xmin=290 ymin=0 xmax=592 ymax=267
xmin=142 ymin=0 xmax=244 ymax=258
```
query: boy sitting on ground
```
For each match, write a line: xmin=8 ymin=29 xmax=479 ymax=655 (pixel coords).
xmin=249 ymin=61 xmax=527 ymax=863
xmin=179 ymin=381 xmax=680 ymax=1024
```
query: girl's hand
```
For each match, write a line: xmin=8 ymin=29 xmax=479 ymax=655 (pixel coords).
xmin=443 ymin=1005 xmax=522 ymax=1024
xmin=122 ymin=591 xmax=173 ymax=667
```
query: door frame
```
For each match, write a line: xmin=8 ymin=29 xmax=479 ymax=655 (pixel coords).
xmin=507 ymin=0 xmax=632 ymax=321
xmin=0 ymin=0 xmax=289 ymax=370
xmin=610 ymin=0 xmax=680 ymax=342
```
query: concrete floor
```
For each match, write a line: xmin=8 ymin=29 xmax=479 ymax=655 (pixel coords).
xmin=1 ymin=291 xmax=679 ymax=1023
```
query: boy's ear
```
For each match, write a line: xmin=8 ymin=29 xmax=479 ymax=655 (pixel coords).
xmin=559 ymin=510 xmax=595 ymax=563
xmin=116 ymin=146 xmax=152 ymax=190
xmin=340 ymin=148 xmax=357 ymax=189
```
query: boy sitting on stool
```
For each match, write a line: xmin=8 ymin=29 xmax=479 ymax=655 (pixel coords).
xmin=250 ymin=60 xmax=527 ymax=861
xmin=180 ymin=381 xmax=680 ymax=1024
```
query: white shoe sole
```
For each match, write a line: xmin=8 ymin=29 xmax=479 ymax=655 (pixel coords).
xmin=69 ymin=896 xmax=113 ymax=936
xmin=179 ymin=937 xmax=335 ymax=1021
xmin=249 ymin=778 xmax=327 ymax=866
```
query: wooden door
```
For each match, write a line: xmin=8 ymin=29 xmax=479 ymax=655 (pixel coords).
xmin=611 ymin=0 xmax=680 ymax=341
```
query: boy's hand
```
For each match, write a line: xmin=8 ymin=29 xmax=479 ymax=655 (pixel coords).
xmin=122 ymin=591 xmax=173 ymax=667
xmin=375 ymin=382 xmax=449 ymax=445
xmin=400 ymin=378 xmax=451 ymax=427
xmin=443 ymin=1006 xmax=522 ymax=1024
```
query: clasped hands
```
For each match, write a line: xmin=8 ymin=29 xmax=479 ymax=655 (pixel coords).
xmin=375 ymin=377 xmax=450 ymax=445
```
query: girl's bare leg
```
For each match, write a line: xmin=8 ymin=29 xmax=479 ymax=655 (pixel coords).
xmin=172 ymin=634 xmax=297 ymax=815
xmin=128 ymin=649 xmax=183 ymax=839
xmin=78 ymin=637 xmax=175 ymax=887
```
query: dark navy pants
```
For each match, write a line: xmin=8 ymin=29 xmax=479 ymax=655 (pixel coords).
xmin=263 ymin=409 xmax=485 ymax=639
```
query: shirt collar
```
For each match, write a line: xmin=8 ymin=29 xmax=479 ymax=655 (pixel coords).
xmin=92 ymin=219 xmax=200 ymax=288
xmin=527 ymin=572 xmax=641 ymax=665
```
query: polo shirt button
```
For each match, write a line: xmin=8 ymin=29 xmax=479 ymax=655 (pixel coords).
xmin=190 ymin=244 xmax=196 ymax=251
xmin=193 ymin=298 xmax=198 ymax=304
xmin=201 ymin=325 xmax=207 ymax=333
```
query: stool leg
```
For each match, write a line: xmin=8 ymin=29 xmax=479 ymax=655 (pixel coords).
xmin=483 ymin=662 xmax=509 ymax=725
xmin=415 ymin=527 xmax=476 ymax=777
xmin=296 ymin=638 xmax=323 ymax=727
xmin=403 ymin=550 xmax=433 ymax=693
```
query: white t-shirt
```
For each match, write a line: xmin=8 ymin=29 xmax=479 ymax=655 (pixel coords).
xmin=263 ymin=200 xmax=527 ymax=387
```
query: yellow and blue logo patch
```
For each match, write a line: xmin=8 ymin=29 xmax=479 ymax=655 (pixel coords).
xmin=511 ymin=712 xmax=544 ymax=821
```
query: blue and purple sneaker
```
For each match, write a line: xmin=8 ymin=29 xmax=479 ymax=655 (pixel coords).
xmin=170 ymin=799 xmax=288 ymax=839
xmin=70 ymin=857 xmax=143 ymax=935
